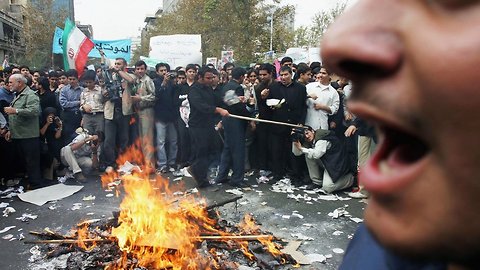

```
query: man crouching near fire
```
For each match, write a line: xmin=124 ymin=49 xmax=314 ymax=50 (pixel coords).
xmin=292 ymin=126 xmax=354 ymax=193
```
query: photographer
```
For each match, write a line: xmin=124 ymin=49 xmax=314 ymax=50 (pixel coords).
xmin=292 ymin=126 xmax=354 ymax=193
xmin=101 ymin=57 xmax=132 ymax=171
xmin=40 ymin=107 xmax=64 ymax=180
xmin=60 ymin=130 xmax=104 ymax=182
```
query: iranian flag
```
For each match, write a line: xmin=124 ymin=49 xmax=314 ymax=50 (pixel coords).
xmin=62 ymin=19 xmax=94 ymax=77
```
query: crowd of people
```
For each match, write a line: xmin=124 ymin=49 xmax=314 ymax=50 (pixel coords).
xmin=0 ymin=56 xmax=371 ymax=196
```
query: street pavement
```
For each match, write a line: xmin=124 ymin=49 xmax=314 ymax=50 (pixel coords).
xmin=0 ymin=171 xmax=367 ymax=269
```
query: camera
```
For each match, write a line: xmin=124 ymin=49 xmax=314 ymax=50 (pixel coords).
xmin=54 ymin=116 xmax=61 ymax=125
xmin=168 ymin=71 xmax=177 ymax=79
xmin=291 ymin=127 xmax=306 ymax=143
xmin=100 ymin=64 xmax=123 ymax=102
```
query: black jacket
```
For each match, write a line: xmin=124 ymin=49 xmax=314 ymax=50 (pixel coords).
xmin=153 ymin=76 xmax=179 ymax=123
xmin=267 ymin=81 xmax=307 ymax=133
xmin=221 ymin=80 xmax=250 ymax=117
xmin=188 ymin=82 xmax=222 ymax=128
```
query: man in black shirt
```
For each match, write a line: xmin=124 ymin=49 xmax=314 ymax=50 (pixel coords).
xmin=187 ymin=67 xmax=229 ymax=188
xmin=215 ymin=67 xmax=250 ymax=188
xmin=265 ymin=66 xmax=307 ymax=182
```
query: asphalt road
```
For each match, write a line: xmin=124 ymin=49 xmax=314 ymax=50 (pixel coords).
xmin=0 ymin=171 xmax=366 ymax=270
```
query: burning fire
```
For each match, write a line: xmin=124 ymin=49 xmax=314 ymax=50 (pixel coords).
xmin=94 ymin=142 xmax=289 ymax=269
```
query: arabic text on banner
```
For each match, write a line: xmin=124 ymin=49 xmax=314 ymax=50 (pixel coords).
xmin=52 ymin=27 xmax=132 ymax=62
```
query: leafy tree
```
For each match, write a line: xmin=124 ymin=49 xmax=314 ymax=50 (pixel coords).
xmin=22 ymin=0 xmax=67 ymax=69
xmin=133 ymin=0 xmax=295 ymax=65
xmin=293 ymin=2 xmax=347 ymax=47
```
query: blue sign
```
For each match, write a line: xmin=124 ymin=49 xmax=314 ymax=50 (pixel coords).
xmin=52 ymin=27 xmax=132 ymax=61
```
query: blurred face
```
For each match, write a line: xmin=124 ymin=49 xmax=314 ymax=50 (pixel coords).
xmin=68 ymin=76 xmax=78 ymax=87
xmin=20 ymin=68 xmax=30 ymax=77
xmin=304 ymin=129 xmax=314 ymax=142
xmin=157 ymin=66 xmax=168 ymax=77
xmin=8 ymin=77 xmax=22 ymax=92
xmin=317 ymin=68 xmax=330 ymax=85
xmin=258 ymin=70 xmax=272 ymax=83
xmin=186 ymin=69 xmax=196 ymax=81
xmin=177 ymin=75 xmax=186 ymax=85
xmin=247 ymin=72 xmax=257 ymax=84
xmin=279 ymin=70 xmax=292 ymax=85
xmin=135 ymin=65 xmax=146 ymax=78
xmin=84 ymin=80 xmax=95 ymax=90
xmin=322 ymin=0 xmax=480 ymax=265
xmin=114 ymin=59 xmax=125 ymax=70
xmin=0 ymin=81 xmax=4 ymax=88
xmin=59 ymin=75 xmax=67 ymax=85
xmin=33 ymin=72 xmax=40 ymax=82
xmin=282 ymin=61 xmax=293 ymax=68
xmin=212 ymin=74 xmax=219 ymax=87
xmin=49 ymin=77 xmax=58 ymax=87
xmin=200 ymin=72 xmax=214 ymax=87
xmin=300 ymin=71 xmax=312 ymax=82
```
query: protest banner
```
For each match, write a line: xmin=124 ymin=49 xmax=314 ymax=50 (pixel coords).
xmin=52 ymin=27 xmax=132 ymax=62
xmin=220 ymin=51 xmax=234 ymax=67
xmin=149 ymin=34 xmax=202 ymax=67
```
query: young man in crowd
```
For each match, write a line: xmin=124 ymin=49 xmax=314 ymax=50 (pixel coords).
xmin=59 ymin=69 xmax=83 ymax=141
xmin=187 ymin=67 xmax=229 ymax=188
xmin=153 ymin=63 xmax=179 ymax=173
xmin=322 ymin=0 xmax=480 ymax=269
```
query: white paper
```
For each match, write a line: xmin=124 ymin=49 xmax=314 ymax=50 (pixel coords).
xmin=18 ymin=184 xmax=83 ymax=206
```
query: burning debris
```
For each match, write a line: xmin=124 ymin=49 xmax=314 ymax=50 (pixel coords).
xmin=25 ymin=144 xmax=297 ymax=269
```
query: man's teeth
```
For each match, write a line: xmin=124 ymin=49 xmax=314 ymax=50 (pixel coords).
xmin=379 ymin=160 xmax=393 ymax=175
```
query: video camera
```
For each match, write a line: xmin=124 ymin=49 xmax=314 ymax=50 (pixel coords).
xmin=100 ymin=64 xmax=123 ymax=102
xmin=291 ymin=127 xmax=306 ymax=143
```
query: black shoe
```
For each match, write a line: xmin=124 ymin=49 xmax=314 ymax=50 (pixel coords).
xmin=215 ymin=177 xmax=229 ymax=184
xmin=230 ymin=181 xmax=250 ymax=188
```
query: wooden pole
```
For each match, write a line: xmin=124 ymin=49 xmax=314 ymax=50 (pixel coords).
xmin=228 ymin=114 xmax=304 ymax=129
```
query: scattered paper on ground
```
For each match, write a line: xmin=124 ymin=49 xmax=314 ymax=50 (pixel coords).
xmin=281 ymin=241 xmax=311 ymax=265
xmin=18 ymin=184 xmax=83 ymax=206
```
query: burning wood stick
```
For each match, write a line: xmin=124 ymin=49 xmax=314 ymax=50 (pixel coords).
xmin=194 ymin=235 xmax=272 ymax=241
xmin=228 ymin=114 xmax=304 ymax=129
xmin=205 ymin=195 xmax=243 ymax=210
xmin=24 ymin=239 xmax=113 ymax=245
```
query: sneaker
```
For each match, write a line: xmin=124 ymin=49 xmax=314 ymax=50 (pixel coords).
xmin=74 ymin=172 xmax=87 ymax=183
xmin=168 ymin=166 xmax=176 ymax=173
xmin=185 ymin=166 xmax=194 ymax=179
xmin=347 ymin=189 xmax=369 ymax=199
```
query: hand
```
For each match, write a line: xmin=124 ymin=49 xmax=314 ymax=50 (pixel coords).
xmin=294 ymin=141 xmax=302 ymax=150
xmin=345 ymin=125 xmax=357 ymax=137
xmin=314 ymin=103 xmax=325 ymax=111
xmin=47 ymin=116 xmax=54 ymax=124
xmin=4 ymin=107 xmax=16 ymax=115
xmin=131 ymin=95 xmax=142 ymax=103
xmin=82 ymin=104 xmax=93 ymax=113
xmin=330 ymin=121 xmax=336 ymax=129
xmin=345 ymin=112 xmax=353 ymax=121
xmin=260 ymin=89 xmax=269 ymax=99
xmin=309 ymin=94 xmax=318 ymax=100
xmin=238 ymin=96 xmax=247 ymax=103
xmin=5 ymin=131 xmax=11 ymax=141
xmin=215 ymin=121 xmax=223 ymax=130
xmin=249 ymin=121 xmax=256 ymax=131
xmin=216 ymin=108 xmax=229 ymax=117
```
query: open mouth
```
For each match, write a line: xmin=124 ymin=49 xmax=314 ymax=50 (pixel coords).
xmin=361 ymin=124 xmax=431 ymax=193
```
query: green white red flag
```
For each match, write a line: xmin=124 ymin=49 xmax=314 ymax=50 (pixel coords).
xmin=62 ymin=19 xmax=94 ymax=77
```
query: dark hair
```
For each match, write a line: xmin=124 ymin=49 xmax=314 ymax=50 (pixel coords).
xmin=19 ymin=65 xmax=30 ymax=71
xmin=155 ymin=63 xmax=170 ymax=72
xmin=57 ymin=70 xmax=66 ymax=77
xmin=310 ymin=61 xmax=321 ymax=70
xmin=134 ymin=60 xmax=147 ymax=69
xmin=297 ymin=64 xmax=311 ymax=76
xmin=115 ymin=58 xmax=127 ymax=66
xmin=280 ymin=66 xmax=292 ymax=74
xmin=43 ymin=107 xmax=58 ymax=118
xmin=177 ymin=70 xmax=186 ymax=77
xmin=247 ymin=68 xmax=258 ymax=77
xmin=258 ymin=63 xmax=277 ymax=79
xmin=65 ymin=69 xmax=78 ymax=78
xmin=48 ymin=71 xmax=58 ymax=78
xmin=33 ymin=70 xmax=46 ymax=77
xmin=231 ymin=67 xmax=247 ymax=80
xmin=80 ymin=70 xmax=96 ymax=81
xmin=185 ymin=64 xmax=197 ymax=72
xmin=197 ymin=67 xmax=215 ymax=78
xmin=37 ymin=76 xmax=50 ymax=90
xmin=320 ymin=66 xmax=330 ymax=75
xmin=223 ymin=62 xmax=235 ymax=71
xmin=280 ymin=57 xmax=293 ymax=65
